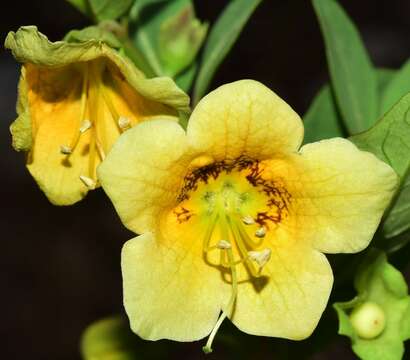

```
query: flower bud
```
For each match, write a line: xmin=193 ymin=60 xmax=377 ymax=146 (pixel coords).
xmin=349 ymin=302 xmax=386 ymax=339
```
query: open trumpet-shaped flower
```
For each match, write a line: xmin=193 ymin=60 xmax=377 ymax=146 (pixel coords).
xmin=5 ymin=26 xmax=189 ymax=205
xmin=98 ymin=80 xmax=398 ymax=350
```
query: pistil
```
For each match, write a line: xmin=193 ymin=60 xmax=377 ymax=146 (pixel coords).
xmin=201 ymin=185 xmax=272 ymax=353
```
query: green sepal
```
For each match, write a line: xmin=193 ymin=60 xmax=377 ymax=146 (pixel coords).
xmin=81 ymin=316 xmax=138 ymax=360
xmin=158 ymin=3 xmax=207 ymax=77
xmin=334 ymin=250 xmax=410 ymax=360
xmin=5 ymin=26 xmax=190 ymax=115
xmin=129 ymin=0 xmax=204 ymax=82
xmin=64 ymin=24 xmax=123 ymax=49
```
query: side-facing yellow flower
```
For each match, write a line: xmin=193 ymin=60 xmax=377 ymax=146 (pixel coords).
xmin=5 ymin=26 xmax=189 ymax=205
xmin=98 ymin=80 xmax=398 ymax=350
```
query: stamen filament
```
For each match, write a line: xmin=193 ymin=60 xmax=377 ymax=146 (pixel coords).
xmin=229 ymin=219 xmax=260 ymax=278
xmin=235 ymin=218 xmax=263 ymax=247
xmin=61 ymin=68 xmax=89 ymax=155
xmin=88 ymin=136 xmax=97 ymax=181
xmin=95 ymin=139 xmax=106 ymax=161
xmin=202 ymin=213 xmax=219 ymax=254
xmin=100 ymin=84 xmax=128 ymax=133
xmin=203 ymin=237 xmax=238 ymax=354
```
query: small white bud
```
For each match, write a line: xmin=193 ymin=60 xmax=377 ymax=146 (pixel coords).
xmin=60 ymin=145 xmax=72 ymax=154
xmin=79 ymin=119 xmax=92 ymax=133
xmin=217 ymin=240 xmax=231 ymax=249
xmin=242 ymin=215 xmax=255 ymax=225
xmin=79 ymin=175 xmax=96 ymax=190
xmin=118 ymin=116 xmax=131 ymax=130
xmin=248 ymin=248 xmax=272 ymax=267
xmin=349 ymin=302 xmax=386 ymax=339
xmin=255 ymin=226 xmax=266 ymax=238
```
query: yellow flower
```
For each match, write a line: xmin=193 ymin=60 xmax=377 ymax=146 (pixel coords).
xmin=98 ymin=80 xmax=398 ymax=350
xmin=5 ymin=26 xmax=190 ymax=205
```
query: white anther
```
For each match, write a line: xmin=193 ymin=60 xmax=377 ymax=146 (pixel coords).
xmin=60 ymin=145 xmax=72 ymax=154
xmin=242 ymin=215 xmax=255 ymax=225
xmin=248 ymin=248 xmax=272 ymax=268
xmin=79 ymin=119 xmax=92 ymax=133
xmin=79 ymin=175 xmax=96 ymax=190
xmin=255 ymin=226 xmax=266 ymax=238
xmin=217 ymin=240 xmax=231 ymax=249
xmin=118 ymin=116 xmax=131 ymax=130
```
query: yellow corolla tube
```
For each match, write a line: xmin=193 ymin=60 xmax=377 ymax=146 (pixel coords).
xmin=98 ymin=80 xmax=398 ymax=350
xmin=5 ymin=26 xmax=190 ymax=205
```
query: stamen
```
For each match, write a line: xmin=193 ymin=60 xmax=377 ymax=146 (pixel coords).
xmin=60 ymin=145 xmax=72 ymax=154
xmin=217 ymin=240 xmax=231 ymax=249
xmin=79 ymin=119 xmax=92 ymax=133
xmin=79 ymin=175 xmax=96 ymax=189
xmin=203 ymin=234 xmax=238 ymax=354
xmin=242 ymin=215 xmax=255 ymax=225
xmin=62 ymin=68 xmax=89 ymax=155
xmin=229 ymin=219 xmax=260 ymax=277
xmin=248 ymin=248 xmax=272 ymax=268
xmin=255 ymin=226 xmax=266 ymax=238
xmin=202 ymin=213 xmax=219 ymax=254
xmin=95 ymin=139 xmax=106 ymax=161
xmin=118 ymin=116 xmax=131 ymax=130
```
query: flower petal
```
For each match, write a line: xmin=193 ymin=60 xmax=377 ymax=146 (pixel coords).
xmin=187 ymin=80 xmax=303 ymax=161
xmin=122 ymin=232 xmax=225 ymax=341
xmin=26 ymin=65 xmax=92 ymax=205
xmin=230 ymin=241 xmax=333 ymax=339
xmin=5 ymin=26 xmax=190 ymax=113
xmin=295 ymin=138 xmax=398 ymax=253
xmin=98 ymin=120 xmax=190 ymax=234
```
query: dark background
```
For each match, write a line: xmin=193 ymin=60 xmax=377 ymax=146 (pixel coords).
xmin=1 ymin=1 xmax=409 ymax=359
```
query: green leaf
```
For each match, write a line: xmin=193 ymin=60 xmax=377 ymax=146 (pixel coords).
xmin=334 ymin=250 xmax=410 ymax=360
xmin=193 ymin=0 xmax=262 ymax=104
xmin=89 ymin=0 xmax=133 ymax=21
xmin=350 ymin=93 xmax=410 ymax=239
xmin=129 ymin=0 xmax=164 ymax=19
xmin=312 ymin=0 xmax=378 ymax=134
xmin=303 ymin=84 xmax=344 ymax=144
xmin=383 ymin=176 xmax=410 ymax=239
xmin=158 ymin=3 xmax=207 ymax=77
xmin=350 ymin=93 xmax=410 ymax=179
xmin=381 ymin=59 xmax=410 ymax=116
xmin=66 ymin=0 xmax=92 ymax=17
xmin=378 ymin=68 xmax=396 ymax=96
xmin=303 ymin=69 xmax=394 ymax=144
xmin=175 ymin=61 xmax=198 ymax=92
xmin=81 ymin=316 xmax=138 ymax=360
